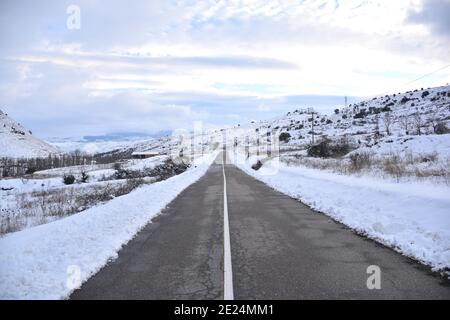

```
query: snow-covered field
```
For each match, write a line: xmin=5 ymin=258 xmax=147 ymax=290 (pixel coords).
xmin=234 ymin=154 xmax=450 ymax=273
xmin=49 ymin=139 xmax=151 ymax=154
xmin=0 ymin=152 xmax=217 ymax=299
xmin=0 ymin=155 xmax=170 ymax=234
xmin=47 ymin=135 xmax=174 ymax=156
xmin=348 ymin=134 xmax=450 ymax=159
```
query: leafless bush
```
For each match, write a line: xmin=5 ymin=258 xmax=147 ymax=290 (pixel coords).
xmin=349 ymin=152 xmax=373 ymax=172
xmin=0 ymin=209 xmax=22 ymax=234
xmin=1 ymin=178 xmax=150 ymax=235
xmin=282 ymin=150 xmax=449 ymax=183
xmin=1 ymin=159 xmax=189 ymax=235
xmin=413 ymin=112 xmax=423 ymax=135
xmin=282 ymin=155 xmax=347 ymax=174
xmin=421 ymin=151 xmax=438 ymax=163
xmin=383 ymin=154 xmax=404 ymax=182
xmin=435 ymin=121 xmax=450 ymax=134
xmin=307 ymin=138 xmax=353 ymax=158
xmin=399 ymin=114 xmax=411 ymax=135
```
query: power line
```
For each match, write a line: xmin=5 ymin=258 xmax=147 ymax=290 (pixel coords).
xmin=372 ymin=63 xmax=450 ymax=98
xmin=404 ymin=63 xmax=450 ymax=86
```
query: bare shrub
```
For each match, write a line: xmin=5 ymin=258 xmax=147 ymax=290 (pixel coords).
xmin=413 ymin=112 xmax=423 ymax=135
xmin=1 ymin=159 xmax=191 ymax=235
xmin=80 ymin=171 xmax=89 ymax=183
xmin=404 ymin=151 xmax=414 ymax=165
xmin=383 ymin=154 xmax=404 ymax=182
xmin=63 ymin=174 xmax=75 ymax=185
xmin=307 ymin=138 xmax=352 ymax=158
xmin=422 ymin=151 xmax=438 ymax=163
xmin=0 ymin=209 xmax=22 ymax=234
xmin=435 ymin=122 xmax=450 ymax=134
xmin=349 ymin=152 xmax=373 ymax=172
xmin=284 ymin=148 xmax=449 ymax=183
xmin=399 ymin=114 xmax=411 ymax=135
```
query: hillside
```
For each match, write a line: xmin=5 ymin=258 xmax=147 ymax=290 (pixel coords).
xmin=228 ymin=85 xmax=450 ymax=157
xmin=69 ymin=85 xmax=450 ymax=164
xmin=0 ymin=110 xmax=60 ymax=158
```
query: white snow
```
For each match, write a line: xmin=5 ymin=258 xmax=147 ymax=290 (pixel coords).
xmin=0 ymin=110 xmax=60 ymax=158
xmin=0 ymin=152 xmax=217 ymax=299
xmin=48 ymin=136 xmax=174 ymax=156
xmin=125 ymin=155 xmax=168 ymax=171
xmin=49 ymin=139 xmax=149 ymax=155
xmin=234 ymin=154 xmax=450 ymax=273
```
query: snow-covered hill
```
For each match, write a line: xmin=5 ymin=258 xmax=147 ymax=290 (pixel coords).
xmin=217 ymin=85 xmax=450 ymax=160
xmin=0 ymin=110 xmax=60 ymax=158
xmin=73 ymin=85 xmax=450 ymax=166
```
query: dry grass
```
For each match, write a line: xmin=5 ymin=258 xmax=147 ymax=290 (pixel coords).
xmin=282 ymin=151 xmax=450 ymax=183
xmin=1 ymin=159 xmax=191 ymax=235
xmin=0 ymin=178 xmax=149 ymax=235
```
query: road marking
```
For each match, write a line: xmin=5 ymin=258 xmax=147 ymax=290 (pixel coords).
xmin=222 ymin=157 xmax=234 ymax=300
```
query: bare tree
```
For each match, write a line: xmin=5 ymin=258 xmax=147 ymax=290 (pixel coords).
xmin=427 ymin=107 xmax=440 ymax=133
xmin=413 ymin=112 xmax=423 ymax=135
xmin=373 ymin=114 xmax=382 ymax=142
xmin=399 ymin=114 xmax=411 ymax=135
xmin=383 ymin=112 xmax=393 ymax=136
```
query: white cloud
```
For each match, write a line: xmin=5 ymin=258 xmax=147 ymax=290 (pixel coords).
xmin=1 ymin=0 xmax=449 ymax=137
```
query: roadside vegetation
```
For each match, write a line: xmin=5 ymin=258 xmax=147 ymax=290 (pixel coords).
xmin=281 ymin=150 xmax=450 ymax=184
xmin=0 ymin=158 xmax=189 ymax=235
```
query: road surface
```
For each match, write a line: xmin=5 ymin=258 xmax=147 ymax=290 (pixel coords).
xmin=71 ymin=153 xmax=450 ymax=299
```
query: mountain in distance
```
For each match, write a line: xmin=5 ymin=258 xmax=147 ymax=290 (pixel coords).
xmin=82 ymin=131 xmax=172 ymax=142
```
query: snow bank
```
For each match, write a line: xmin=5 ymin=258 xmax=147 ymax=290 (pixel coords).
xmin=0 ymin=153 xmax=217 ymax=299
xmin=234 ymin=155 xmax=450 ymax=272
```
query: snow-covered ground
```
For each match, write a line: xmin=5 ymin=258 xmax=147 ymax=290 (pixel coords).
xmin=349 ymin=134 xmax=450 ymax=158
xmin=47 ymin=135 xmax=175 ymax=156
xmin=125 ymin=155 xmax=168 ymax=171
xmin=0 ymin=156 xmax=171 ymax=234
xmin=49 ymin=139 xmax=151 ymax=154
xmin=234 ymin=154 xmax=450 ymax=273
xmin=28 ymin=155 xmax=168 ymax=179
xmin=0 ymin=152 xmax=217 ymax=299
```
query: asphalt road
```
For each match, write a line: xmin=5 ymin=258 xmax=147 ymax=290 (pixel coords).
xmin=71 ymin=153 xmax=450 ymax=299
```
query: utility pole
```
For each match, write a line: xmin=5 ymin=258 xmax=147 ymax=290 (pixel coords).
xmin=234 ymin=136 xmax=238 ymax=164
xmin=201 ymin=131 xmax=204 ymax=157
xmin=310 ymin=109 xmax=316 ymax=145
xmin=345 ymin=96 xmax=348 ymax=108
xmin=245 ymin=135 xmax=249 ymax=159
xmin=191 ymin=132 xmax=195 ymax=161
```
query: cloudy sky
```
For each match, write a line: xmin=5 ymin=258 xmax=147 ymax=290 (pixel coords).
xmin=1 ymin=0 xmax=449 ymax=138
